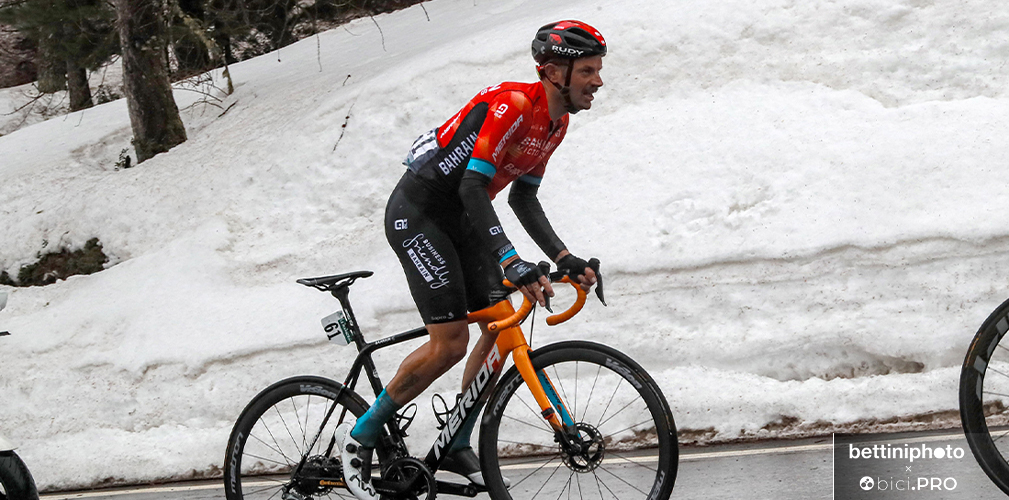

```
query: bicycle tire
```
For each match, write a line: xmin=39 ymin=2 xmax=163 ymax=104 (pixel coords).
xmin=224 ymin=375 xmax=383 ymax=500
xmin=961 ymin=296 xmax=1009 ymax=495
xmin=0 ymin=451 xmax=38 ymax=500
xmin=479 ymin=341 xmax=678 ymax=500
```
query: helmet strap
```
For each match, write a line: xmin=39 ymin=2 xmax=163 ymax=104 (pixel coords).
xmin=561 ymin=59 xmax=579 ymax=114
xmin=539 ymin=59 xmax=580 ymax=114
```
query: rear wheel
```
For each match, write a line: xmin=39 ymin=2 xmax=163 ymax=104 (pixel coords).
xmin=0 ymin=451 xmax=38 ymax=500
xmin=479 ymin=341 xmax=678 ymax=500
xmin=224 ymin=376 xmax=385 ymax=500
xmin=961 ymin=297 xmax=1009 ymax=494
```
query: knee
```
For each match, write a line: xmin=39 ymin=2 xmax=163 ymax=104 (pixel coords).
xmin=433 ymin=340 xmax=467 ymax=369
xmin=429 ymin=338 xmax=467 ymax=370
xmin=426 ymin=321 xmax=470 ymax=369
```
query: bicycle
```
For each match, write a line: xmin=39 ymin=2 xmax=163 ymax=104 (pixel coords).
xmin=960 ymin=295 xmax=1009 ymax=495
xmin=224 ymin=262 xmax=678 ymax=500
xmin=0 ymin=292 xmax=40 ymax=500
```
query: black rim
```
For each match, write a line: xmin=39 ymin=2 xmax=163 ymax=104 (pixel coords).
xmin=961 ymin=297 xmax=1009 ymax=495
xmin=483 ymin=345 xmax=676 ymax=500
xmin=227 ymin=379 xmax=370 ymax=500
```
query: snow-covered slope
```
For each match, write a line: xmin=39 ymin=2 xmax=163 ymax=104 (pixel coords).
xmin=2 ymin=0 xmax=1009 ymax=490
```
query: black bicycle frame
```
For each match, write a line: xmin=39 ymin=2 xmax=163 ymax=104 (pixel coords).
xmin=320 ymin=286 xmax=510 ymax=484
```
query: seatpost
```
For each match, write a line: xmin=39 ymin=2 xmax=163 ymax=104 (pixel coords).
xmin=330 ymin=287 xmax=366 ymax=350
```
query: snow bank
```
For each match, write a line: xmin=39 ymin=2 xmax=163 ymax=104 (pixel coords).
xmin=1 ymin=0 xmax=1008 ymax=489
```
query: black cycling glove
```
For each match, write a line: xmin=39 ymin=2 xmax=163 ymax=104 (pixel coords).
xmin=504 ymin=258 xmax=543 ymax=288
xmin=557 ymin=254 xmax=589 ymax=283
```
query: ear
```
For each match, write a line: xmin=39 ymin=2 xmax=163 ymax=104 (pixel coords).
xmin=540 ymin=62 xmax=565 ymax=86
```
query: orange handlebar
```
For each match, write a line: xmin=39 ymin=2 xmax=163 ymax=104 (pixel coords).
xmin=546 ymin=277 xmax=587 ymax=326
xmin=487 ymin=277 xmax=587 ymax=332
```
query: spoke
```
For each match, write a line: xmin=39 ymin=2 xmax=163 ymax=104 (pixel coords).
xmin=997 ymin=344 xmax=1009 ymax=355
xmin=304 ymin=396 xmax=312 ymax=453
xmin=529 ymin=452 xmax=565 ymax=500
xmin=986 ymin=392 xmax=1009 ymax=398
xmin=511 ymin=455 xmax=562 ymax=489
xmin=574 ymin=361 xmax=579 ymax=426
xmin=502 ymin=453 xmax=564 ymax=466
xmin=580 ymin=365 xmax=603 ymax=423
xmin=597 ymin=463 xmax=650 ymax=496
xmin=598 ymin=397 xmax=644 ymax=428
xmin=593 ymin=470 xmax=619 ymax=500
xmin=257 ymin=418 xmax=296 ymax=467
xmin=987 ymin=366 xmax=1009 ymax=381
xmin=553 ymin=470 xmax=575 ymax=500
xmin=606 ymin=450 xmax=659 ymax=472
xmin=241 ymin=450 xmax=292 ymax=469
xmin=604 ymin=418 xmax=656 ymax=441
xmin=248 ymin=432 xmax=290 ymax=464
xmin=292 ymin=397 xmax=307 ymax=454
xmin=992 ymin=427 xmax=1009 ymax=444
xmin=503 ymin=414 xmax=555 ymax=434
xmin=274 ymin=405 xmax=304 ymax=458
xmin=549 ymin=364 xmax=574 ymax=423
xmin=517 ymin=391 xmax=549 ymax=424
xmin=596 ymin=378 xmax=624 ymax=428
xmin=238 ymin=480 xmax=286 ymax=497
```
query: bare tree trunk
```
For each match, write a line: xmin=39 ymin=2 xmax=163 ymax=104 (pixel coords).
xmin=115 ymin=0 xmax=186 ymax=163
xmin=36 ymin=34 xmax=65 ymax=93
xmin=66 ymin=58 xmax=93 ymax=111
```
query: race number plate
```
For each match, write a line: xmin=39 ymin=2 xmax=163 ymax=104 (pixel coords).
xmin=321 ymin=310 xmax=354 ymax=346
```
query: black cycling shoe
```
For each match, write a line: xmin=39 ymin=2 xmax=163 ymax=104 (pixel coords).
xmin=441 ymin=446 xmax=510 ymax=488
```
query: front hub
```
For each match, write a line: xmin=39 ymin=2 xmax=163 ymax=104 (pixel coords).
xmin=561 ymin=422 xmax=605 ymax=472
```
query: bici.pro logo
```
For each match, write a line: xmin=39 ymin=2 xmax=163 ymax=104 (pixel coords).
xmin=835 ymin=435 xmax=965 ymax=498
xmin=860 ymin=476 xmax=875 ymax=491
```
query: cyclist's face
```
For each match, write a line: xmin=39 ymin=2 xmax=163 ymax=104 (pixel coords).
xmin=568 ymin=56 xmax=604 ymax=111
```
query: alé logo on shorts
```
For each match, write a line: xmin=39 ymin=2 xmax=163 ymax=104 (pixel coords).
xmin=394 ymin=219 xmax=408 ymax=231
xmin=489 ymin=225 xmax=504 ymax=236
xmin=432 ymin=345 xmax=503 ymax=460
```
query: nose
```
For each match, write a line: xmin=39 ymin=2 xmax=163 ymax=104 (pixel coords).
xmin=592 ymin=73 xmax=603 ymax=88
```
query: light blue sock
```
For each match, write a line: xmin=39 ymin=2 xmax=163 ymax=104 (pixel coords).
xmin=351 ymin=389 xmax=401 ymax=448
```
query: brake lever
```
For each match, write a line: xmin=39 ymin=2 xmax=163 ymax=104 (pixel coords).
xmin=588 ymin=258 xmax=606 ymax=306
xmin=538 ymin=261 xmax=553 ymax=313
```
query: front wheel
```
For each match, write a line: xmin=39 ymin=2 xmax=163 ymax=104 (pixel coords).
xmin=961 ymin=297 xmax=1009 ymax=494
xmin=0 ymin=451 xmax=38 ymax=500
xmin=480 ymin=341 xmax=678 ymax=500
xmin=224 ymin=376 xmax=380 ymax=500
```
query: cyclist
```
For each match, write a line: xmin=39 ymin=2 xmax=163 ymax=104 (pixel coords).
xmin=335 ymin=20 xmax=606 ymax=500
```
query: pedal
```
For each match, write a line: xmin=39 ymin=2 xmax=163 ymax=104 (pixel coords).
xmin=394 ymin=403 xmax=417 ymax=436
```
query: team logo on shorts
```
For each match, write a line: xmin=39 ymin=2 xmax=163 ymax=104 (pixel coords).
xmin=394 ymin=219 xmax=408 ymax=230
xmin=403 ymin=233 xmax=450 ymax=289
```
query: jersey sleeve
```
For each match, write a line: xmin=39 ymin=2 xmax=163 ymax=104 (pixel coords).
xmin=465 ymin=91 xmax=533 ymax=178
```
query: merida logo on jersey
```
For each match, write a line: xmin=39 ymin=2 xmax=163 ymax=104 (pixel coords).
xmin=438 ymin=132 xmax=478 ymax=175
xmin=493 ymin=115 xmax=524 ymax=162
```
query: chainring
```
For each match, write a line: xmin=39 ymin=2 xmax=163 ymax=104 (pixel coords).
xmin=380 ymin=456 xmax=436 ymax=500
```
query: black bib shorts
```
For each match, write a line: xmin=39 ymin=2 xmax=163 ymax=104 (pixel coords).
xmin=385 ymin=171 xmax=505 ymax=324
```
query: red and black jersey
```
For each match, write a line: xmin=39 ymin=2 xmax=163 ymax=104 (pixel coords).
xmin=404 ymin=81 xmax=568 ymax=200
